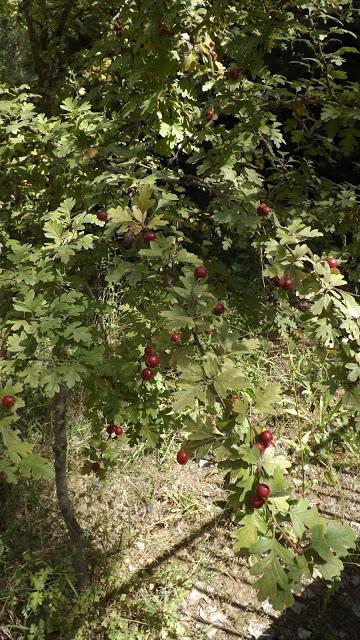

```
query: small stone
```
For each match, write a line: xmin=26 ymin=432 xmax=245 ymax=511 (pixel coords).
xmin=290 ymin=601 xmax=305 ymax=614
xmin=248 ymin=621 xmax=273 ymax=638
xmin=298 ymin=628 xmax=312 ymax=639
xmin=262 ymin=600 xmax=277 ymax=616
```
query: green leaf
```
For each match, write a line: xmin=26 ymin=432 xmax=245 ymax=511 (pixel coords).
xmin=232 ymin=513 xmax=259 ymax=551
xmin=261 ymin=447 xmax=292 ymax=476
xmin=19 ymin=453 xmax=54 ymax=479
xmin=214 ymin=366 xmax=247 ymax=397
xmin=254 ymin=383 xmax=282 ymax=414
xmin=324 ymin=522 xmax=356 ymax=556
xmin=290 ymin=499 xmax=322 ymax=539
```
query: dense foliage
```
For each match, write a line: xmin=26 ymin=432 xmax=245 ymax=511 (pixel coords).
xmin=0 ymin=0 xmax=359 ymax=619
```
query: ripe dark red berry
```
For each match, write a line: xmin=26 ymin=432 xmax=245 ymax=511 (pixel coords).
xmin=144 ymin=230 xmax=156 ymax=243
xmin=194 ymin=265 xmax=208 ymax=279
xmin=114 ymin=426 xmax=124 ymax=436
xmin=209 ymin=40 xmax=215 ymax=48
xmin=146 ymin=354 xmax=161 ymax=368
xmin=282 ymin=277 xmax=294 ymax=290
xmin=214 ymin=303 xmax=225 ymax=316
xmin=256 ymin=483 xmax=270 ymax=499
xmin=210 ymin=50 xmax=218 ymax=61
xmin=250 ymin=494 xmax=265 ymax=509
xmin=141 ymin=368 xmax=154 ymax=381
xmin=97 ymin=210 xmax=108 ymax=222
xmin=326 ymin=257 xmax=338 ymax=269
xmin=257 ymin=203 xmax=272 ymax=217
xmin=91 ymin=462 xmax=100 ymax=473
xmin=170 ymin=332 xmax=181 ymax=343
xmin=298 ymin=299 xmax=312 ymax=311
xmin=2 ymin=395 xmax=15 ymax=409
xmin=159 ymin=24 xmax=171 ymax=36
xmin=272 ymin=277 xmax=281 ymax=287
xmin=114 ymin=23 xmax=123 ymax=36
xmin=123 ymin=232 xmax=135 ymax=249
xmin=255 ymin=441 xmax=266 ymax=455
xmin=229 ymin=67 xmax=239 ymax=80
xmin=259 ymin=430 xmax=273 ymax=446
xmin=106 ymin=424 xmax=115 ymax=435
xmin=177 ymin=449 xmax=189 ymax=465
xmin=205 ymin=327 xmax=214 ymax=335
xmin=144 ymin=345 xmax=153 ymax=356
xmin=205 ymin=108 xmax=215 ymax=120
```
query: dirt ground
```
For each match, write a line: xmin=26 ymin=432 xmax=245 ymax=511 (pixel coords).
xmin=68 ymin=450 xmax=360 ymax=640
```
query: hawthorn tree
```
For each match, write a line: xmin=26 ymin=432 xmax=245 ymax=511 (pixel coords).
xmin=0 ymin=0 xmax=359 ymax=608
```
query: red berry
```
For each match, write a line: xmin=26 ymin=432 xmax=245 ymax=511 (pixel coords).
xmin=97 ymin=210 xmax=108 ymax=222
xmin=194 ymin=265 xmax=208 ymax=279
xmin=250 ymin=494 xmax=265 ymax=509
xmin=114 ymin=426 xmax=124 ymax=436
xmin=144 ymin=345 xmax=153 ymax=356
xmin=205 ymin=108 xmax=215 ymax=120
xmin=205 ymin=327 xmax=214 ymax=335
xmin=177 ymin=449 xmax=189 ymax=465
xmin=210 ymin=50 xmax=218 ymax=61
xmin=256 ymin=483 xmax=270 ymax=499
xmin=257 ymin=203 xmax=272 ymax=217
xmin=282 ymin=277 xmax=294 ymax=290
xmin=259 ymin=430 xmax=273 ymax=446
xmin=106 ymin=424 xmax=115 ymax=435
xmin=255 ymin=441 xmax=266 ymax=455
xmin=141 ymin=368 xmax=154 ymax=381
xmin=144 ymin=230 xmax=156 ymax=243
xmin=229 ymin=67 xmax=239 ymax=80
xmin=159 ymin=24 xmax=171 ymax=36
xmin=272 ymin=277 xmax=281 ymax=287
xmin=146 ymin=354 xmax=161 ymax=368
xmin=326 ymin=257 xmax=338 ymax=269
xmin=214 ymin=303 xmax=225 ymax=316
xmin=2 ymin=395 xmax=15 ymax=409
xmin=209 ymin=40 xmax=216 ymax=48
xmin=170 ymin=332 xmax=181 ymax=343
xmin=91 ymin=462 xmax=100 ymax=473
xmin=114 ymin=23 xmax=123 ymax=36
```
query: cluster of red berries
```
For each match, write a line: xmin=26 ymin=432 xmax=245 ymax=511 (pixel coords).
xmin=194 ymin=266 xmax=225 ymax=316
xmin=141 ymin=344 xmax=161 ymax=381
xmin=272 ymin=276 xmax=294 ymax=290
xmin=2 ymin=395 xmax=15 ymax=409
xmin=106 ymin=424 xmax=124 ymax=437
xmin=249 ymin=483 xmax=271 ymax=509
xmin=254 ymin=429 xmax=275 ymax=455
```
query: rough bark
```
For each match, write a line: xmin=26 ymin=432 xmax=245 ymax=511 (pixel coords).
xmin=53 ymin=384 xmax=89 ymax=589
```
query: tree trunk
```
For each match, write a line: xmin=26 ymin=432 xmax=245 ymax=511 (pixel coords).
xmin=53 ymin=385 xmax=89 ymax=589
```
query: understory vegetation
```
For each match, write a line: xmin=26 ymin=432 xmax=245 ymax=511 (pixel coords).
xmin=0 ymin=1 xmax=359 ymax=638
